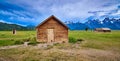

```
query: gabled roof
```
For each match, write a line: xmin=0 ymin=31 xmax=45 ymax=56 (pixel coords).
xmin=36 ymin=15 xmax=68 ymax=29
xmin=95 ymin=28 xmax=111 ymax=30
xmin=101 ymin=28 xmax=111 ymax=30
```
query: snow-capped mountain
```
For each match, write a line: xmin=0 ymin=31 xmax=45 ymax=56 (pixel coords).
xmin=66 ymin=18 xmax=120 ymax=30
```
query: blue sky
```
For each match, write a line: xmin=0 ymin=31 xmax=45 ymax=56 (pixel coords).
xmin=0 ymin=0 xmax=120 ymax=26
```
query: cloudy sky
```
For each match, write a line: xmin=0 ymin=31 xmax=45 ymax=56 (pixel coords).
xmin=0 ymin=0 xmax=120 ymax=26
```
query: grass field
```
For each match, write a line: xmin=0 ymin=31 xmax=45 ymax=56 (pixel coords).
xmin=0 ymin=30 xmax=120 ymax=61
xmin=0 ymin=31 xmax=36 ymax=46
xmin=69 ymin=31 xmax=120 ymax=51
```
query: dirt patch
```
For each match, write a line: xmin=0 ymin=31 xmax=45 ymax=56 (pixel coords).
xmin=59 ymin=48 xmax=120 ymax=61
xmin=0 ymin=45 xmax=23 ymax=50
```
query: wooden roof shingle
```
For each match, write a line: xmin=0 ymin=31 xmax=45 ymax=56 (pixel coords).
xmin=36 ymin=15 xmax=68 ymax=29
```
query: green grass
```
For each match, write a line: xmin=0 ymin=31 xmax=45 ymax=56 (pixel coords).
xmin=0 ymin=31 xmax=36 ymax=46
xmin=0 ymin=30 xmax=120 ymax=61
xmin=69 ymin=30 xmax=120 ymax=51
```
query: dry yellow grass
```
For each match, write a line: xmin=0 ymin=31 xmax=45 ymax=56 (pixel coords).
xmin=0 ymin=43 xmax=120 ymax=61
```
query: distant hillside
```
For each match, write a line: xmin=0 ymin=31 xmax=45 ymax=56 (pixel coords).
xmin=66 ymin=18 xmax=120 ymax=30
xmin=26 ymin=25 xmax=35 ymax=30
xmin=0 ymin=22 xmax=34 ymax=31
xmin=1 ymin=17 xmax=120 ymax=31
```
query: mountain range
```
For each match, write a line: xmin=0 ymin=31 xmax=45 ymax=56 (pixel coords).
xmin=0 ymin=17 xmax=120 ymax=31
xmin=66 ymin=17 xmax=120 ymax=30
xmin=0 ymin=22 xmax=35 ymax=31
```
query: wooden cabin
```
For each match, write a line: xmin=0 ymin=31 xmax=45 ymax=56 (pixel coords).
xmin=36 ymin=15 xmax=68 ymax=43
xmin=94 ymin=28 xmax=111 ymax=32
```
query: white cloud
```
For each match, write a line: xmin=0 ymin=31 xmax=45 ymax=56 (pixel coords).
xmin=111 ymin=10 xmax=120 ymax=15
xmin=0 ymin=10 xmax=17 ymax=16
xmin=51 ymin=0 xmax=119 ymax=20
xmin=0 ymin=10 xmax=37 ymax=22
xmin=4 ymin=0 xmax=120 ymax=23
xmin=0 ymin=20 xmax=6 ymax=23
xmin=0 ymin=20 xmax=13 ymax=24
xmin=0 ymin=19 xmax=27 ymax=26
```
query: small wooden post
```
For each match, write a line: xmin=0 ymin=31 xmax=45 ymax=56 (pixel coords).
xmin=12 ymin=29 xmax=16 ymax=34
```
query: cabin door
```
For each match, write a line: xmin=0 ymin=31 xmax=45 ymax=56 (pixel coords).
xmin=47 ymin=29 xmax=54 ymax=42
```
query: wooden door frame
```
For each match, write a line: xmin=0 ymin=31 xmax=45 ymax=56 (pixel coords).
xmin=47 ymin=29 xmax=54 ymax=43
